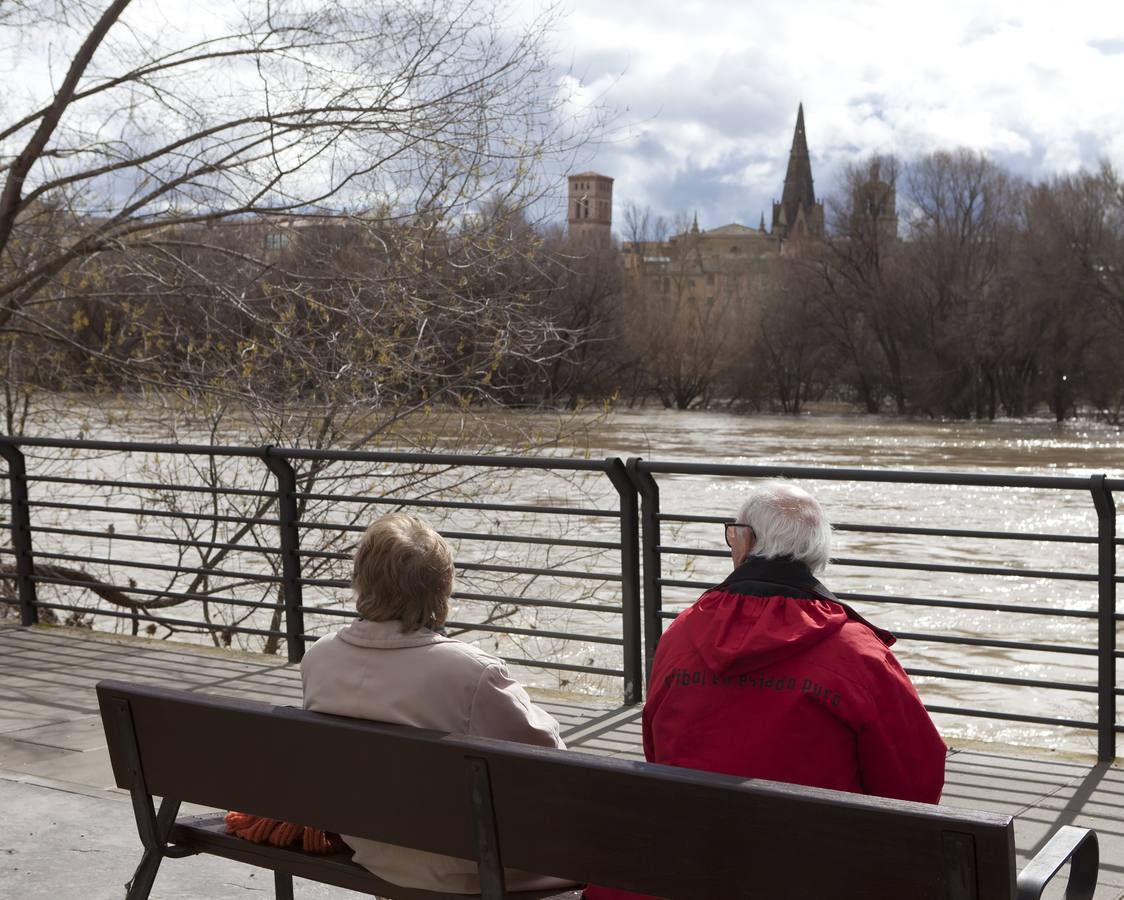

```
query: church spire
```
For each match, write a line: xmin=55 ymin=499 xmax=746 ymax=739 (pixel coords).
xmin=772 ymin=102 xmax=823 ymax=240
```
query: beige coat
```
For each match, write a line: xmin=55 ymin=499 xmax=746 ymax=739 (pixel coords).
xmin=300 ymin=618 xmax=574 ymax=894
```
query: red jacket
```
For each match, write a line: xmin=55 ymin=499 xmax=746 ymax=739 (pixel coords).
xmin=586 ymin=557 xmax=945 ymax=900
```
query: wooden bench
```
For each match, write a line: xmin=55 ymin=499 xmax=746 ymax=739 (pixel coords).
xmin=96 ymin=679 xmax=1099 ymax=900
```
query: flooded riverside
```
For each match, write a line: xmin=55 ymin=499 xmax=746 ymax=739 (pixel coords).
xmin=4 ymin=404 xmax=1123 ymax=756
xmin=568 ymin=409 xmax=1124 ymax=755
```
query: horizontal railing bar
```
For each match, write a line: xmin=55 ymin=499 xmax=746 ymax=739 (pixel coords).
xmin=28 ymin=500 xmax=279 ymax=527
xmin=287 ymin=593 xmax=624 ymax=617
xmin=277 ymin=448 xmax=616 ymax=473
xmin=294 ymin=549 xmax=353 ymax=563
xmin=893 ymin=630 xmax=1095 ymax=655
xmin=28 ymin=525 xmax=282 ymax=555
xmin=0 ymin=438 xmax=269 ymax=457
xmin=0 ymin=436 xmax=616 ymax=473
xmin=294 ymin=522 xmax=619 ymax=551
xmin=27 ymin=575 xmax=273 ymax=609
xmin=30 ymin=550 xmax=283 ymax=584
xmin=4 ymin=437 xmax=1118 ymax=494
xmin=25 ymin=474 xmax=273 ymax=499
xmin=455 ymin=561 xmax=624 ymax=582
xmin=835 ymin=592 xmax=1098 ymax=620
xmin=924 ymin=703 xmax=1095 ymax=730
xmin=452 ymin=591 xmax=624 ymax=615
xmin=663 ymin=545 xmax=1101 ymax=586
xmin=32 ymin=601 xmax=283 ymax=638
xmin=439 ymin=530 xmax=619 ymax=551
xmin=834 ymin=522 xmax=1097 ymax=544
xmin=905 ymin=667 xmax=1097 ymax=693
xmin=442 ymin=620 xmax=624 ymax=646
xmin=829 ymin=556 xmax=1096 ymax=582
xmin=636 ymin=459 xmax=1100 ymax=490
xmin=294 ymin=491 xmax=621 ymax=519
xmin=656 ymin=558 xmax=1095 ymax=584
xmin=297 ymin=559 xmax=625 ymax=587
xmin=657 ymin=513 xmax=1097 ymax=545
xmin=497 ymin=656 xmax=624 ymax=677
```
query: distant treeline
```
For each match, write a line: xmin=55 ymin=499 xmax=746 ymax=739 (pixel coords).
xmin=610 ymin=151 xmax=1124 ymax=422
xmin=5 ymin=151 xmax=1123 ymax=428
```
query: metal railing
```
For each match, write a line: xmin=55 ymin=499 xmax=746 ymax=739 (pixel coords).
xmin=0 ymin=437 xmax=642 ymax=702
xmin=627 ymin=460 xmax=1121 ymax=762
xmin=0 ymin=436 xmax=1120 ymax=759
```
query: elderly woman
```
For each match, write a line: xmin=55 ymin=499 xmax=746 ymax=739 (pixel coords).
xmin=300 ymin=513 xmax=574 ymax=894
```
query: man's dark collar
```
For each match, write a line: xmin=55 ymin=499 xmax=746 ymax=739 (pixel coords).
xmin=715 ymin=555 xmax=895 ymax=646
xmin=719 ymin=555 xmax=837 ymax=603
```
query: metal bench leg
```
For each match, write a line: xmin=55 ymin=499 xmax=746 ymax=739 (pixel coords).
xmin=275 ymin=870 xmax=295 ymax=900
xmin=124 ymin=848 xmax=163 ymax=900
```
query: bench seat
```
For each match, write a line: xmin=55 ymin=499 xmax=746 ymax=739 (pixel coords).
xmin=169 ymin=814 xmax=574 ymax=899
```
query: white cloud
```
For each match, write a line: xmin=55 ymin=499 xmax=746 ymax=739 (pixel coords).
xmin=545 ymin=0 xmax=1124 ymax=227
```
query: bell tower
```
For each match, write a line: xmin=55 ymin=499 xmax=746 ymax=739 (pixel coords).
xmin=568 ymin=172 xmax=614 ymax=246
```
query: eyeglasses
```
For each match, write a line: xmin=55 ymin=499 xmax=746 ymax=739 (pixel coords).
xmin=723 ymin=521 xmax=751 ymax=548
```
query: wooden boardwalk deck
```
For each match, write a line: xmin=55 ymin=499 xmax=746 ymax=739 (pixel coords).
xmin=1 ymin=623 xmax=1121 ymax=899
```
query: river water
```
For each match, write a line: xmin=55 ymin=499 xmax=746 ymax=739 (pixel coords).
xmin=7 ymin=405 xmax=1124 ymax=755
xmin=436 ymin=408 xmax=1124 ymax=755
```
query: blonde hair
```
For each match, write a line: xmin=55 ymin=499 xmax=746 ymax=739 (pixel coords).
xmin=351 ymin=514 xmax=453 ymax=631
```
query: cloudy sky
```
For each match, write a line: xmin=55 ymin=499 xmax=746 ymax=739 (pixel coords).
xmin=545 ymin=0 xmax=1124 ymax=231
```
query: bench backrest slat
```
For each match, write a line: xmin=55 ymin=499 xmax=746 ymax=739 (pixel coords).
xmin=97 ymin=680 xmax=1017 ymax=900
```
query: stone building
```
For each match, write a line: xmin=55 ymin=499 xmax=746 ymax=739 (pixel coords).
xmin=611 ymin=104 xmax=818 ymax=308
xmin=568 ymin=104 xmax=896 ymax=310
xmin=610 ymin=105 xmax=897 ymax=305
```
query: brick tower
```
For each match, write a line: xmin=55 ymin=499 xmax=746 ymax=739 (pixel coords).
xmin=568 ymin=172 xmax=613 ymax=246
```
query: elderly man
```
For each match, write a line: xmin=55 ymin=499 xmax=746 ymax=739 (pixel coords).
xmin=586 ymin=482 xmax=946 ymax=900
xmin=644 ymin=481 xmax=946 ymax=801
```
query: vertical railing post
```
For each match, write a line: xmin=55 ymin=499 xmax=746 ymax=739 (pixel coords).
xmin=1091 ymin=475 xmax=1116 ymax=762
xmin=626 ymin=458 xmax=662 ymax=688
xmin=606 ymin=458 xmax=642 ymax=705
xmin=0 ymin=441 xmax=38 ymax=625
xmin=261 ymin=447 xmax=305 ymax=664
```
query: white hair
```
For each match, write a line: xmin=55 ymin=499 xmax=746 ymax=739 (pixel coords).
xmin=735 ymin=482 xmax=832 ymax=574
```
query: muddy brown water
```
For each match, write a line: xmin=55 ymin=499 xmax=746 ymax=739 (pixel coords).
xmin=9 ymin=407 xmax=1124 ymax=754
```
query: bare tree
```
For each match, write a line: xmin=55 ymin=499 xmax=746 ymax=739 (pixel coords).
xmin=0 ymin=0 xmax=598 ymax=421
xmin=811 ymin=156 xmax=908 ymax=413
xmin=900 ymin=149 xmax=1023 ymax=418
xmin=1021 ymin=168 xmax=1124 ymax=421
xmin=749 ymin=256 xmax=828 ymax=414
xmin=0 ymin=0 xmax=621 ymax=655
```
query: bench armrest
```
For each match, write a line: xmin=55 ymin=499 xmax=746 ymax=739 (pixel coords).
xmin=1015 ymin=826 xmax=1098 ymax=900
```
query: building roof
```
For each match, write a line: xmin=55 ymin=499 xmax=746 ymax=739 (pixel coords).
xmin=570 ymin=171 xmax=614 ymax=180
xmin=704 ymin=223 xmax=763 ymax=236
